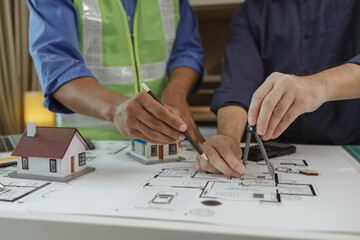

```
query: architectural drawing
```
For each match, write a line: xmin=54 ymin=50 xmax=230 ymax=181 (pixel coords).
xmin=5 ymin=142 xmax=358 ymax=234
xmin=0 ymin=165 xmax=72 ymax=204
xmin=0 ymin=179 xmax=50 ymax=202
xmin=118 ymin=158 xmax=317 ymax=216
xmin=143 ymin=164 xmax=316 ymax=204
xmin=150 ymin=191 xmax=178 ymax=204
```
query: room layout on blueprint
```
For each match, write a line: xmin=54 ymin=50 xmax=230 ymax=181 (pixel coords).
xmin=4 ymin=141 xmax=360 ymax=233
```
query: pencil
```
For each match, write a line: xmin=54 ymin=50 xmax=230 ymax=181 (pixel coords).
xmin=141 ymin=83 xmax=209 ymax=161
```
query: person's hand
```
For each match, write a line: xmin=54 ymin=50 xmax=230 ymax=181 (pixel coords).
xmin=113 ymin=92 xmax=187 ymax=144
xmin=162 ymin=92 xmax=206 ymax=145
xmin=195 ymin=135 xmax=246 ymax=178
xmin=248 ymin=72 xmax=325 ymax=140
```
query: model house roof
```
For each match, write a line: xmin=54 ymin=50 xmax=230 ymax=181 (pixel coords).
xmin=12 ymin=127 xmax=90 ymax=159
xmin=132 ymin=139 xmax=147 ymax=145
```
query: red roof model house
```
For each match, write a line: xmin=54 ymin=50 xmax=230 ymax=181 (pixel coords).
xmin=9 ymin=122 xmax=95 ymax=182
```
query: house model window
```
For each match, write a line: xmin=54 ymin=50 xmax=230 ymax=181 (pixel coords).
xmin=151 ymin=145 xmax=157 ymax=156
xmin=78 ymin=152 xmax=86 ymax=166
xmin=128 ymin=139 xmax=184 ymax=165
xmin=49 ymin=159 xmax=57 ymax=173
xmin=22 ymin=157 xmax=29 ymax=170
xmin=169 ymin=143 xmax=177 ymax=155
xmin=142 ymin=144 xmax=146 ymax=155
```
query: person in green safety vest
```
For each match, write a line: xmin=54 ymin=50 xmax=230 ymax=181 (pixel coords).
xmin=27 ymin=0 xmax=205 ymax=145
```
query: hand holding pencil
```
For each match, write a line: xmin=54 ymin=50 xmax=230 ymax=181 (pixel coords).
xmin=113 ymin=86 xmax=187 ymax=144
xmin=141 ymin=83 xmax=209 ymax=161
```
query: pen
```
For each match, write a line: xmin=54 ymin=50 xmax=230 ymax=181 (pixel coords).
xmin=141 ymin=83 xmax=209 ymax=161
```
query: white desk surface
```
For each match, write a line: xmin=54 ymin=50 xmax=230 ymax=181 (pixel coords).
xmin=0 ymin=130 xmax=360 ymax=240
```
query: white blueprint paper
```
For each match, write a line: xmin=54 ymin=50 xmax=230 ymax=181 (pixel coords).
xmin=3 ymin=141 xmax=360 ymax=233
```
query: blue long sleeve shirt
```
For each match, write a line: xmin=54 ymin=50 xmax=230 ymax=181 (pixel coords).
xmin=211 ymin=0 xmax=360 ymax=145
xmin=27 ymin=0 xmax=204 ymax=113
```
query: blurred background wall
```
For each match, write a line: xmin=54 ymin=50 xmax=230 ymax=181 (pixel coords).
xmin=0 ymin=0 xmax=40 ymax=135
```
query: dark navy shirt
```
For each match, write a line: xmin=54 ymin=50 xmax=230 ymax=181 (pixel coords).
xmin=211 ymin=0 xmax=360 ymax=145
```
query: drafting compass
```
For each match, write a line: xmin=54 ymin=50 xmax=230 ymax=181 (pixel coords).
xmin=243 ymin=124 xmax=275 ymax=178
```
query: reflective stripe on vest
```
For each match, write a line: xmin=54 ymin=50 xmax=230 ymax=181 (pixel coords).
xmin=57 ymin=0 xmax=180 ymax=138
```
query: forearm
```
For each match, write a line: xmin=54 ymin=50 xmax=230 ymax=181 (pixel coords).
xmin=313 ymin=63 xmax=360 ymax=103
xmin=52 ymin=77 xmax=128 ymax=122
xmin=162 ymin=67 xmax=199 ymax=101
xmin=162 ymin=67 xmax=205 ymax=143
xmin=217 ymin=106 xmax=248 ymax=143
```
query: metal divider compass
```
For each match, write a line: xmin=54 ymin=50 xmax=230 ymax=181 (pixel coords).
xmin=242 ymin=124 xmax=275 ymax=178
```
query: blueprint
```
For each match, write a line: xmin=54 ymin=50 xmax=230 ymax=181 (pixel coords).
xmin=0 ymin=167 xmax=49 ymax=201
xmin=112 ymin=145 xmax=360 ymax=232
xmin=135 ymin=163 xmax=316 ymax=205
xmin=1 ymin=141 xmax=360 ymax=233
xmin=115 ymin=160 xmax=317 ymax=219
xmin=0 ymin=166 xmax=69 ymax=213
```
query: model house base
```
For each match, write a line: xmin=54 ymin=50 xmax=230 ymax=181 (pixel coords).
xmin=127 ymin=152 xmax=185 ymax=165
xmin=8 ymin=167 xmax=95 ymax=183
xmin=128 ymin=139 xmax=185 ymax=165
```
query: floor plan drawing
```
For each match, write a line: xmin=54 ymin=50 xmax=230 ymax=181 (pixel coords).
xmin=116 ymin=157 xmax=319 ymax=221
xmin=116 ymin=156 xmax=317 ymax=225
xmin=0 ymin=166 xmax=68 ymax=204
xmin=17 ymin=142 xmax=360 ymax=233
xmin=0 ymin=179 xmax=50 ymax=202
xmin=138 ymin=161 xmax=316 ymax=206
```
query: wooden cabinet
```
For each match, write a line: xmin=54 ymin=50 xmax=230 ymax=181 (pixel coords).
xmin=188 ymin=2 xmax=243 ymax=123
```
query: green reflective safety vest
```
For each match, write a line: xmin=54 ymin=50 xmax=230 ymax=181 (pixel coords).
xmin=56 ymin=0 xmax=180 ymax=140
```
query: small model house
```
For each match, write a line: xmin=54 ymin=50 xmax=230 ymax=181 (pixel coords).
xmin=129 ymin=139 xmax=184 ymax=164
xmin=9 ymin=122 xmax=94 ymax=182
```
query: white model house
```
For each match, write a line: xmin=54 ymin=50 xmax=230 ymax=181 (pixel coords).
xmin=10 ymin=122 xmax=94 ymax=182
xmin=129 ymin=139 xmax=184 ymax=164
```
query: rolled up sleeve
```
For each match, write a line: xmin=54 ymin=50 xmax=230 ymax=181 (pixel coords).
xmin=167 ymin=0 xmax=204 ymax=93
xmin=27 ymin=0 xmax=95 ymax=113
xmin=348 ymin=54 xmax=360 ymax=65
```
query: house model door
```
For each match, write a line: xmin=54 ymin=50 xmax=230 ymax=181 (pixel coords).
xmin=71 ymin=156 xmax=75 ymax=173
xmin=158 ymin=145 xmax=163 ymax=160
